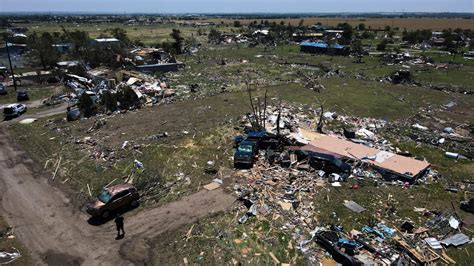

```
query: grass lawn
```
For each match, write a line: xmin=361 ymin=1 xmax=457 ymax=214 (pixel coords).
xmin=270 ymin=78 xmax=461 ymax=121
xmin=0 ymin=84 xmax=60 ymax=105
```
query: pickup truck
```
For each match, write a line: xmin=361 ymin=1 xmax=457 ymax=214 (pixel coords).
xmin=234 ymin=130 xmax=281 ymax=168
xmin=234 ymin=139 xmax=258 ymax=168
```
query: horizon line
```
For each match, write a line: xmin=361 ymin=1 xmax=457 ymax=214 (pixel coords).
xmin=1 ymin=11 xmax=473 ymax=15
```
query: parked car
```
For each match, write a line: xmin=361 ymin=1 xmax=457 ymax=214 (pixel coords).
xmin=86 ymin=183 xmax=139 ymax=219
xmin=3 ymin=103 xmax=27 ymax=120
xmin=17 ymin=90 xmax=29 ymax=101
xmin=0 ymin=83 xmax=7 ymax=95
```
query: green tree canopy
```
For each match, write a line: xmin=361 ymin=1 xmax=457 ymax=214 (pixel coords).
xmin=27 ymin=31 xmax=60 ymax=70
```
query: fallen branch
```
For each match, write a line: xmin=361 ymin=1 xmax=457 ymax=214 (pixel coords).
xmin=87 ymin=183 xmax=92 ymax=197
xmin=52 ymin=156 xmax=62 ymax=181
xmin=104 ymin=178 xmax=117 ymax=188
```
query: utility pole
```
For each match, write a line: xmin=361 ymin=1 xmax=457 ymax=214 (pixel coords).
xmin=5 ymin=40 xmax=18 ymax=91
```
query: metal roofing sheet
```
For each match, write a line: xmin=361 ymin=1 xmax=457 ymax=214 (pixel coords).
xmin=441 ymin=233 xmax=471 ymax=246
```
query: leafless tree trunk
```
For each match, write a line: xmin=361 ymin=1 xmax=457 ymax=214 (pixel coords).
xmin=316 ymin=102 xmax=325 ymax=133
xmin=276 ymin=101 xmax=282 ymax=136
xmin=246 ymin=81 xmax=259 ymax=128
xmin=263 ymin=88 xmax=268 ymax=128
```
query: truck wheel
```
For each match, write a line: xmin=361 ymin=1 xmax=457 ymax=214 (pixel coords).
xmin=130 ymin=200 xmax=139 ymax=208
xmin=101 ymin=211 xmax=110 ymax=219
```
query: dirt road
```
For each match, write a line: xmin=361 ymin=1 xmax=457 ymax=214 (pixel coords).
xmin=1 ymin=102 xmax=67 ymax=128
xmin=0 ymin=127 xmax=236 ymax=265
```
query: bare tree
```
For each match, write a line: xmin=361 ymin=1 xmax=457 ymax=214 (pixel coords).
xmin=246 ymin=80 xmax=270 ymax=130
xmin=314 ymin=98 xmax=327 ymax=133
xmin=276 ymin=100 xmax=282 ymax=136
xmin=246 ymin=80 xmax=259 ymax=128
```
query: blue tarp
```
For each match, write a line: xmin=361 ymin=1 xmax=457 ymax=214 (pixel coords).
xmin=300 ymin=41 xmax=346 ymax=49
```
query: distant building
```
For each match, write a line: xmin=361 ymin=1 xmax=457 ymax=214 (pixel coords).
xmin=52 ymin=43 xmax=74 ymax=53
xmin=324 ymin=30 xmax=344 ymax=39
xmin=0 ymin=65 xmax=7 ymax=76
xmin=13 ymin=33 xmax=27 ymax=39
xmin=253 ymin=30 xmax=269 ymax=36
xmin=431 ymin=31 xmax=445 ymax=46
xmin=92 ymin=38 xmax=120 ymax=46
xmin=309 ymin=25 xmax=328 ymax=32
xmin=432 ymin=31 xmax=443 ymax=38
xmin=56 ymin=60 xmax=80 ymax=69
xmin=0 ymin=43 xmax=27 ymax=56
xmin=10 ymin=27 xmax=28 ymax=34
xmin=136 ymin=63 xmax=184 ymax=73
xmin=300 ymin=41 xmax=350 ymax=56
xmin=464 ymin=51 xmax=474 ymax=59
xmin=292 ymin=32 xmax=324 ymax=42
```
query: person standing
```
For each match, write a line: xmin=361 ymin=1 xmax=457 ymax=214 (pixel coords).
xmin=115 ymin=216 xmax=125 ymax=239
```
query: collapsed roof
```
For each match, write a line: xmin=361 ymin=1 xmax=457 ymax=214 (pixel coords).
xmin=297 ymin=129 xmax=430 ymax=179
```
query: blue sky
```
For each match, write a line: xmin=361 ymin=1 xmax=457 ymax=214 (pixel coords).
xmin=1 ymin=0 xmax=472 ymax=13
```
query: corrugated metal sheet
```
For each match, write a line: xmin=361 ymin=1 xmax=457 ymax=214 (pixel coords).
xmin=441 ymin=233 xmax=471 ymax=247
xmin=424 ymin=238 xmax=442 ymax=249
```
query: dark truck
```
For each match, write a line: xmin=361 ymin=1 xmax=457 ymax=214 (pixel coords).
xmin=234 ymin=130 xmax=279 ymax=168
xmin=234 ymin=139 xmax=258 ymax=168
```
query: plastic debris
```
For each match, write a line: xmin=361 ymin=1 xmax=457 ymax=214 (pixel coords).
xmin=343 ymin=200 xmax=366 ymax=213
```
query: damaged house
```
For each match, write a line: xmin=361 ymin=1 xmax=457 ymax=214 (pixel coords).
xmin=300 ymin=131 xmax=431 ymax=180
xmin=300 ymin=41 xmax=350 ymax=56
xmin=130 ymin=47 xmax=184 ymax=73
xmin=92 ymin=38 xmax=121 ymax=47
